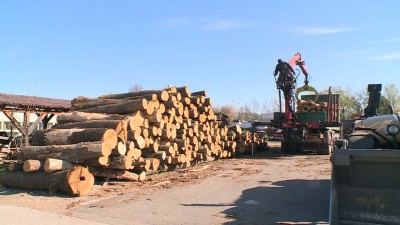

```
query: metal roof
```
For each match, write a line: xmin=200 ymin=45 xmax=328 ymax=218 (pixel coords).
xmin=0 ymin=93 xmax=71 ymax=112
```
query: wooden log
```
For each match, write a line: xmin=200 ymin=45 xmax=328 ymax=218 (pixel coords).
xmin=164 ymin=86 xmax=177 ymax=94
xmin=114 ymin=141 xmax=127 ymax=155
xmin=72 ymin=98 xmax=146 ymax=111
xmin=132 ymin=159 xmax=151 ymax=171
xmin=108 ymin=155 xmax=133 ymax=170
xmin=146 ymin=158 xmax=160 ymax=171
xmin=84 ymin=156 xmax=109 ymax=167
xmin=128 ymin=111 xmax=145 ymax=130
xmin=162 ymin=156 xmax=173 ymax=165
xmin=19 ymin=142 xmax=114 ymax=163
xmin=44 ymin=158 xmax=73 ymax=172
xmin=191 ymin=91 xmax=207 ymax=96
xmin=115 ymin=120 xmax=128 ymax=143
xmin=203 ymin=98 xmax=213 ymax=106
xmin=147 ymin=110 xmax=162 ymax=123
xmin=99 ymin=90 xmax=168 ymax=101
xmin=57 ymin=111 xmax=125 ymax=124
xmin=8 ymin=162 xmax=22 ymax=172
xmin=0 ymin=166 xmax=94 ymax=196
xmin=126 ymin=147 xmax=142 ymax=161
xmin=89 ymin=167 xmax=145 ymax=182
xmin=53 ymin=120 xmax=124 ymax=130
xmin=23 ymin=160 xmax=44 ymax=172
xmin=176 ymin=86 xmax=191 ymax=98
xmin=31 ymin=128 xmax=118 ymax=147
xmin=78 ymin=99 xmax=147 ymax=115
xmin=181 ymin=97 xmax=191 ymax=106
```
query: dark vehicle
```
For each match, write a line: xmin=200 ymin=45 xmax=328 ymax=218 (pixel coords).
xmin=331 ymin=84 xmax=400 ymax=224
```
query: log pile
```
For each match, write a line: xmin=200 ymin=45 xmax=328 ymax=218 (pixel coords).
xmin=1 ymin=86 xmax=267 ymax=196
xmin=296 ymin=99 xmax=332 ymax=113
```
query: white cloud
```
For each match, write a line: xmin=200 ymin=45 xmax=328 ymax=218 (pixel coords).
xmin=370 ymin=38 xmax=400 ymax=45
xmin=199 ymin=20 xmax=257 ymax=31
xmin=291 ymin=27 xmax=353 ymax=35
xmin=160 ymin=17 xmax=257 ymax=31
xmin=372 ymin=52 xmax=400 ymax=60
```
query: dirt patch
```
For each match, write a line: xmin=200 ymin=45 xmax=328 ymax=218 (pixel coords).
xmin=0 ymin=147 xmax=332 ymax=218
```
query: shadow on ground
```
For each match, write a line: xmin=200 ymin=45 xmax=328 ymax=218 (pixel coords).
xmin=183 ymin=179 xmax=330 ymax=225
xmin=223 ymin=179 xmax=330 ymax=225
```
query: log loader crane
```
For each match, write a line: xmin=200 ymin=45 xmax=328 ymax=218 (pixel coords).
xmin=272 ymin=53 xmax=342 ymax=154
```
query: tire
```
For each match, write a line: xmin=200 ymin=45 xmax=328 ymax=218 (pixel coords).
xmin=281 ymin=141 xmax=289 ymax=153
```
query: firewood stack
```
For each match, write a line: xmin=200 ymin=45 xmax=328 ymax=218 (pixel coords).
xmin=1 ymin=86 xmax=270 ymax=196
xmin=223 ymin=125 xmax=268 ymax=154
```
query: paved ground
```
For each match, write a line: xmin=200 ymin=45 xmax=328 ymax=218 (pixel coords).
xmin=0 ymin=146 xmax=331 ymax=225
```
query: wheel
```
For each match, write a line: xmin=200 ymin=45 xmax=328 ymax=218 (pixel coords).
xmin=281 ymin=141 xmax=289 ymax=153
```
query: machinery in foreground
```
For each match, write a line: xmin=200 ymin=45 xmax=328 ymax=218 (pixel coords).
xmin=330 ymin=84 xmax=400 ymax=224
xmin=272 ymin=53 xmax=342 ymax=155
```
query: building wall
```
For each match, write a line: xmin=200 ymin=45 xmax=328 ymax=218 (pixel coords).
xmin=0 ymin=112 xmax=58 ymax=136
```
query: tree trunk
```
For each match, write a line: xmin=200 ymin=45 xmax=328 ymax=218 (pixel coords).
xmin=8 ymin=163 xmax=22 ymax=172
xmin=78 ymin=99 xmax=147 ymax=115
xmin=71 ymin=94 xmax=157 ymax=111
xmin=19 ymin=142 xmax=114 ymax=163
xmin=176 ymin=86 xmax=191 ymax=98
xmin=31 ymin=128 xmax=118 ymax=147
xmin=108 ymin=155 xmax=133 ymax=170
xmin=57 ymin=111 xmax=125 ymax=124
xmin=89 ymin=167 xmax=145 ymax=182
xmin=0 ymin=166 xmax=94 ymax=196
xmin=53 ymin=120 xmax=123 ymax=129
xmin=98 ymin=90 xmax=169 ymax=102
xmin=191 ymin=90 xmax=207 ymax=96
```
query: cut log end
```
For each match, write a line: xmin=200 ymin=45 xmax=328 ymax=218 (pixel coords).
xmin=66 ymin=166 xmax=95 ymax=196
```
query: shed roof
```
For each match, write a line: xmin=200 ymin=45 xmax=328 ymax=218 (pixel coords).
xmin=0 ymin=93 xmax=71 ymax=112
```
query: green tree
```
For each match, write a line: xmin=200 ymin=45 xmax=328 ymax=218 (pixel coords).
xmin=324 ymin=86 xmax=362 ymax=120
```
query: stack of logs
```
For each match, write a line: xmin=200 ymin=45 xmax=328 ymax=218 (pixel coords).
xmin=0 ymin=86 xmax=265 ymax=196
xmin=296 ymin=99 xmax=331 ymax=113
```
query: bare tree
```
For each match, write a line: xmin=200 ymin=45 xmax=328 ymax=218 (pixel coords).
xmin=383 ymin=83 xmax=400 ymax=110
xmin=129 ymin=84 xmax=144 ymax=92
xmin=214 ymin=105 xmax=237 ymax=121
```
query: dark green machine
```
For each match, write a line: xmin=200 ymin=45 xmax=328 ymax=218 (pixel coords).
xmin=330 ymin=84 xmax=400 ymax=224
xmin=272 ymin=92 xmax=341 ymax=155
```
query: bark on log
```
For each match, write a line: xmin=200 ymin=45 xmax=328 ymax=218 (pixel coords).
xmin=44 ymin=158 xmax=73 ymax=172
xmin=19 ymin=142 xmax=114 ymax=163
xmin=191 ymin=91 xmax=207 ymax=96
xmin=127 ymin=148 xmax=142 ymax=160
xmin=0 ymin=166 xmax=94 ymax=196
xmin=78 ymin=99 xmax=147 ymax=115
xmin=99 ymin=90 xmax=169 ymax=101
xmin=176 ymin=86 xmax=191 ymax=98
xmin=57 ymin=111 xmax=125 ymax=124
xmin=109 ymin=155 xmax=133 ymax=170
xmin=89 ymin=167 xmax=145 ymax=182
xmin=53 ymin=120 xmax=124 ymax=130
xmin=31 ymin=128 xmax=118 ymax=147
xmin=8 ymin=163 xmax=22 ymax=172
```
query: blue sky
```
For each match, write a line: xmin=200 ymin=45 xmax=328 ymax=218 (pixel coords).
xmin=1 ymin=1 xmax=399 ymax=109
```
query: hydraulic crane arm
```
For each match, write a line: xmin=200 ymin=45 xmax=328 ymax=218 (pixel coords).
xmin=288 ymin=53 xmax=318 ymax=102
